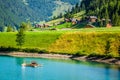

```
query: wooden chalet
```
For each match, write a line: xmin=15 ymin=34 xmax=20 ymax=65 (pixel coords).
xmin=89 ymin=16 xmax=97 ymax=23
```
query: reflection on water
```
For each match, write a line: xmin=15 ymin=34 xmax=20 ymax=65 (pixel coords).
xmin=15 ymin=57 xmax=24 ymax=65
xmin=21 ymin=66 xmax=25 ymax=80
xmin=0 ymin=56 xmax=120 ymax=80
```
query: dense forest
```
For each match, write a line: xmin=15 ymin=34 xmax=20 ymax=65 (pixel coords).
xmin=64 ymin=0 xmax=120 ymax=26
xmin=0 ymin=0 xmax=80 ymax=31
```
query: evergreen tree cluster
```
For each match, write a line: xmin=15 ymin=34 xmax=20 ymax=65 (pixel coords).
xmin=64 ymin=3 xmax=81 ymax=18
xmin=64 ymin=0 xmax=120 ymax=26
xmin=82 ymin=0 xmax=120 ymax=26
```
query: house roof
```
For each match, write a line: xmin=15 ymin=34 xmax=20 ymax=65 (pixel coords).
xmin=102 ymin=18 xmax=111 ymax=21
xmin=89 ymin=16 xmax=97 ymax=19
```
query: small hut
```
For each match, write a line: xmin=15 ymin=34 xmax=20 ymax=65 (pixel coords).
xmin=106 ymin=23 xmax=112 ymax=28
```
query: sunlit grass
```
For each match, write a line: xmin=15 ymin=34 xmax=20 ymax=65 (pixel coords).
xmin=48 ymin=31 xmax=120 ymax=57
xmin=0 ymin=31 xmax=62 ymax=49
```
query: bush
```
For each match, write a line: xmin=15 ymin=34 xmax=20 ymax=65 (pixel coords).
xmin=104 ymin=53 xmax=114 ymax=59
xmin=0 ymin=46 xmax=19 ymax=52
xmin=73 ymin=51 xmax=86 ymax=56
xmin=22 ymin=48 xmax=40 ymax=53
xmin=88 ymin=53 xmax=105 ymax=58
xmin=22 ymin=48 xmax=48 ymax=53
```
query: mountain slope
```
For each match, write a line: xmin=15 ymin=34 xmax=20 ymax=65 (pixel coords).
xmin=0 ymin=0 xmax=80 ymax=31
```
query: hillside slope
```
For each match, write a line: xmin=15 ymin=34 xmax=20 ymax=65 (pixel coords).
xmin=0 ymin=0 xmax=80 ymax=31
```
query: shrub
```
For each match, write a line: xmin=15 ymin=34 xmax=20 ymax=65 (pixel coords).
xmin=0 ymin=46 xmax=19 ymax=52
xmin=73 ymin=51 xmax=86 ymax=56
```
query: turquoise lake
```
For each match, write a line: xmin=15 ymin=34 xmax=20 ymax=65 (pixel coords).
xmin=0 ymin=56 xmax=120 ymax=80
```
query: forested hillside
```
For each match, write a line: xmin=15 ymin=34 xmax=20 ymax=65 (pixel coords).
xmin=65 ymin=0 xmax=120 ymax=26
xmin=82 ymin=0 xmax=120 ymax=26
xmin=0 ymin=0 xmax=80 ymax=31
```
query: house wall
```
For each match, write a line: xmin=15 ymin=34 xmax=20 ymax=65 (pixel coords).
xmin=90 ymin=18 xmax=96 ymax=22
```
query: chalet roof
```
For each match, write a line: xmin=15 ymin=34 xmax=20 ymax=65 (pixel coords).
xmin=89 ymin=16 xmax=97 ymax=19
xmin=102 ymin=18 xmax=111 ymax=21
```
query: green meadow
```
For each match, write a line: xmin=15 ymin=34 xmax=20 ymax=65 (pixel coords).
xmin=0 ymin=31 xmax=62 ymax=49
xmin=0 ymin=27 xmax=120 ymax=58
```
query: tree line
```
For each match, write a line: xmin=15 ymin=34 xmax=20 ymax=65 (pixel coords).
xmin=1 ymin=22 xmax=32 ymax=32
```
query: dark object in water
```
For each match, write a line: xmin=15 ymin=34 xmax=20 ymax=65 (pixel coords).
xmin=22 ymin=61 xmax=41 ymax=67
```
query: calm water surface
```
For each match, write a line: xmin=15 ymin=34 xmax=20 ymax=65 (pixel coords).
xmin=0 ymin=56 xmax=120 ymax=80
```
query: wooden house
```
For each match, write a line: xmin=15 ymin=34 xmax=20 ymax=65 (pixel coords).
xmin=35 ymin=24 xmax=50 ymax=28
xmin=101 ymin=19 xmax=112 ymax=28
xmin=89 ymin=16 xmax=97 ymax=22
xmin=106 ymin=23 xmax=112 ymax=28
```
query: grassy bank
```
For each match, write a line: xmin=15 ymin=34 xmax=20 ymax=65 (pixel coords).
xmin=0 ymin=27 xmax=120 ymax=58
xmin=48 ymin=32 xmax=120 ymax=58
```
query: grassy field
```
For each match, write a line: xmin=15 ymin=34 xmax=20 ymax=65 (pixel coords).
xmin=0 ymin=27 xmax=120 ymax=58
xmin=0 ymin=31 xmax=62 ymax=49
xmin=51 ymin=22 xmax=72 ymax=29
xmin=24 ymin=31 xmax=62 ymax=49
xmin=73 ymin=11 xmax=85 ymax=19
xmin=45 ymin=18 xmax=64 ymax=26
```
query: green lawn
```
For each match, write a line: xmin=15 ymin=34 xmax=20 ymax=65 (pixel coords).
xmin=24 ymin=31 xmax=62 ymax=49
xmin=45 ymin=18 xmax=64 ymax=26
xmin=50 ymin=22 xmax=72 ymax=29
xmin=0 ymin=32 xmax=16 ymax=47
xmin=0 ymin=31 xmax=62 ymax=49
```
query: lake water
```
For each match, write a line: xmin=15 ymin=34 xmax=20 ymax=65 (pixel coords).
xmin=0 ymin=56 xmax=120 ymax=80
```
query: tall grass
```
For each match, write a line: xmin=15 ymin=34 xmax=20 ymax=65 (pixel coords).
xmin=48 ymin=32 xmax=120 ymax=58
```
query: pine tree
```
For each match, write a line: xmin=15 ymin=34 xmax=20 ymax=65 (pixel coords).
xmin=58 ymin=13 xmax=63 ymax=18
xmin=64 ymin=9 xmax=73 ymax=18
xmin=114 ymin=12 xmax=120 ymax=26
xmin=74 ymin=3 xmax=79 ymax=13
xmin=81 ymin=2 xmax=85 ymax=11
xmin=105 ymin=7 xmax=109 ymax=26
